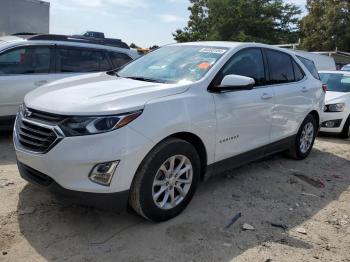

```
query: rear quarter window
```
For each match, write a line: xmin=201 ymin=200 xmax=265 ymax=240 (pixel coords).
xmin=296 ymin=55 xmax=320 ymax=80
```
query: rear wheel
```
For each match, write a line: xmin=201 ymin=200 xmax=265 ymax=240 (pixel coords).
xmin=340 ymin=115 xmax=350 ymax=139
xmin=288 ymin=114 xmax=317 ymax=160
xmin=129 ymin=138 xmax=200 ymax=222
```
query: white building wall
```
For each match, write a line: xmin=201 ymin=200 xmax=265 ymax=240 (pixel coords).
xmin=0 ymin=0 xmax=50 ymax=35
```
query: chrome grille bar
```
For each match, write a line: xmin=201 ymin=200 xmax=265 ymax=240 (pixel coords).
xmin=14 ymin=109 xmax=64 ymax=154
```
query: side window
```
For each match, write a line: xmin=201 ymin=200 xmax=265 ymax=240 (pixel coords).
xmin=265 ymin=49 xmax=295 ymax=84
xmin=57 ymin=47 xmax=111 ymax=73
xmin=216 ymin=48 xmax=266 ymax=86
xmin=0 ymin=46 xmax=51 ymax=75
xmin=292 ymin=60 xmax=305 ymax=81
xmin=109 ymin=52 xmax=132 ymax=69
xmin=296 ymin=55 xmax=320 ymax=80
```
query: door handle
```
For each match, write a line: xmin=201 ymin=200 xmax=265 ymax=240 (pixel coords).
xmin=301 ymin=86 xmax=308 ymax=93
xmin=34 ymin=80 xmax=48 ymax=87
xmin=261 ymin=93 xmax=273 ymax=100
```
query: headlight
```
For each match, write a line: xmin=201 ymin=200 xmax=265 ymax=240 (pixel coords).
xmin=59 ymin=110 xmax=142 ymax=136
xmin=324 ymin=103 xmax=345 ymax=112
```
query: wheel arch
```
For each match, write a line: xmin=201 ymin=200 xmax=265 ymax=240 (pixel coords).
xmin=166 ymin=132 xmax=208 ymax=180
xmin=140 ymin=132 xmax=208 ymax=180
xmin=309 ymin=110 xmax=320 ymax=131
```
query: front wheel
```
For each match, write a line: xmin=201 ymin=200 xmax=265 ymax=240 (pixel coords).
xmin=288 ymin=114 xmax=317 ymax=160
xmin=129 ymin=138 xmax=201 ymax=222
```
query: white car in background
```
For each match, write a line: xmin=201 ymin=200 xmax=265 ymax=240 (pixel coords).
xmin=14 ymin=42 xmax=324 ymax=221
xmin=342 ymin=64 xmax=350 ymax=72
xmin=319 ymin=71 xmax=350 ymax=138
xmin=0 ymin=34 xmax=138 ymax=129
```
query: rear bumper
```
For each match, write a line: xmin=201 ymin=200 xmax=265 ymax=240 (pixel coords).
xmin=17 ymin=161 xmax=129 ymax=212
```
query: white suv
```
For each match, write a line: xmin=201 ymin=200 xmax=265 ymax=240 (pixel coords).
xmin=14 ymin=42 xmax=325 ymax=221
xmin=0 ymin=34 xmax=138 ymax=129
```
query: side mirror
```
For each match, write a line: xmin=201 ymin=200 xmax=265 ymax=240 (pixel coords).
xmin=211 ymin=75 xmax=255 ymax=92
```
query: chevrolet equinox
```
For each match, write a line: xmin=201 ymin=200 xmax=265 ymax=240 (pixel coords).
xmin=14 ymin=42 xmax=325 ymax=221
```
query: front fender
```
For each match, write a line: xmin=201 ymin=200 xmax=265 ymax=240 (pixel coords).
xmin=129 ymin=87 xmax=217 ymax=165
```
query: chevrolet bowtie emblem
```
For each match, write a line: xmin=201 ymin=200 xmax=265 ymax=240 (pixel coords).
xmin=24 ymin=109 xmax=32 ymax=118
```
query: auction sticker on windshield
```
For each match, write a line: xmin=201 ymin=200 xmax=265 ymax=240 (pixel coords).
xmin=199 ymin=48 xmax=227 ymax=54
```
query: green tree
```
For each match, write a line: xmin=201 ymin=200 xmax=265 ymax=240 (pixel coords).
xmin=173 ymin=0 xmax=301 ymax=44
xmin=149 ymin=45 xmax=160 ymax=50
xmin=129 ymin=43 xmax=140 ymax=49
xmin=173 ymin=0 xmax=209 ymax=42
xmin=300 ymin=0 xmax=350 ymax=51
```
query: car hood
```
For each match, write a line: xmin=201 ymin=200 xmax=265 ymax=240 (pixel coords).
xmin=325 ymin=91 xmax=350 ymax=104
xmin=24 ymin=73 xmax=190 ymax=115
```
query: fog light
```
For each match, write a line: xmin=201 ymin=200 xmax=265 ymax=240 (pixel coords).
xmin=321 ymin=119 xmax=342 ymax=128
xmin=325 ymin=121 xmax=335 ymax=128
xmin=89 ymin=161 xmax=119 ymax=186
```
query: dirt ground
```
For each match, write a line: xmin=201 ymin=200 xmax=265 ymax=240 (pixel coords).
xmin=0 ymin=131 xmax=349 ymax=262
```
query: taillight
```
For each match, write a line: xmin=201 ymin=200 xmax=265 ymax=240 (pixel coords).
xmin=322 ymin=84 xmax=327 ymax=93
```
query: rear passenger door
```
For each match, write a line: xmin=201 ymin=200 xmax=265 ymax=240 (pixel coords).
xmin=264 ymin=49 xmax=309 ymax=142
xmin=54 ymin=46 xmax=112 ymax=79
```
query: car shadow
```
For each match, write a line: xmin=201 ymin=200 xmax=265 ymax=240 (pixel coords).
xmin=318 ymin=133 xmax=350 ymax=144
xmin=15 ymin=147 xmax=350 ymax=262
xmin=0 ymin=131 xmax=16 ymax=165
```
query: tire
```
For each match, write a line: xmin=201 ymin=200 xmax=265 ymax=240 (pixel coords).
xmin=129 ymin=138 xmax=201 ymax=222
xmin=288 ymin=114 xmax=317 ymax=160
xmin=340 ymin=115 xmax=350 ymax=139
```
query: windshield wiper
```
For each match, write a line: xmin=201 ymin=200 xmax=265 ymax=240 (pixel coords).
xmin=106 ymin=68 xmax=121 ymax=76
xmin=124 ymin=76 xmax=166 ymax=83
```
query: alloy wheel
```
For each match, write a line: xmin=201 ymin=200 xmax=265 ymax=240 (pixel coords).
xmin=152 ymin=155 xmax=193 ymax=210
xmin=299 ymin=122 xmax=314 ymax=154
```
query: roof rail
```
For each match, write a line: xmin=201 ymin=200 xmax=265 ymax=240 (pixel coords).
xmin=20 ymin=34 xmax=130 ymax=49
xmin=12 ymin=32 xmax=38 ymax=36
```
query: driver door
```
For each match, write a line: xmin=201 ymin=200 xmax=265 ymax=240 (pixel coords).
xmin=211 ymin=48 xmax=274 ymax=162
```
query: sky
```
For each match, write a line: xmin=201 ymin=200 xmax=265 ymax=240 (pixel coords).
xmin=50 ymin=0 xmax=307 ymax=48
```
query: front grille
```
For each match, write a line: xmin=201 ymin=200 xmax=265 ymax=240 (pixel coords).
xmin=16 ymin=113 xmax=63 ymax=153
xmin=24 ymin=108 xmax=66 ymax=125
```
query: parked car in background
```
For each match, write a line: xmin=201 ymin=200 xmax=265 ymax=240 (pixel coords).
xmin=319 ymin=71 xmax=350 ymax=138
xmin=0 ymin=34 xmax=138 ymax=130
xmin=14 ymin=42 xmax=324 ymax=221
xmin=341 ymin=64 xmax=350 ymax=72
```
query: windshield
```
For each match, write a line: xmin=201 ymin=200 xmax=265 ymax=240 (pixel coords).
xmin=320 ymin=73 xmax=350 ymax=92
xmin=118 ymin=45 xmax=228 ymax=83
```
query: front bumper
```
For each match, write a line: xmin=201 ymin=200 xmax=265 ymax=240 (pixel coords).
xmin=320 ymin=111 xmax=347 ymax=133
xmin=14 ymin=123 xmax=154 ymax=194
xmin=17 ymin=161 xmax=129 ymax=211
